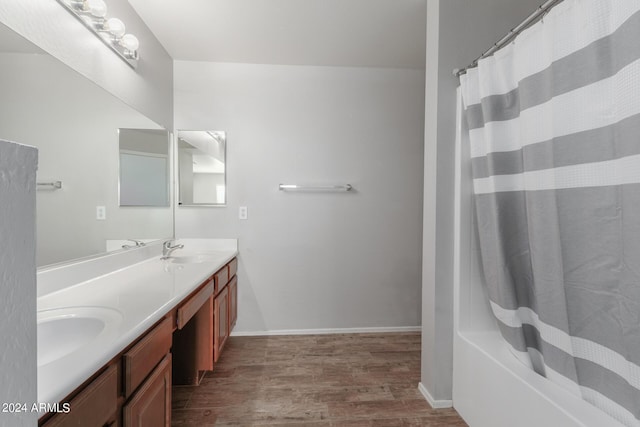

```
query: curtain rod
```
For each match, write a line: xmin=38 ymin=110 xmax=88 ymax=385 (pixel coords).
xmin=453 ymin=0 xmax=564 ymax=78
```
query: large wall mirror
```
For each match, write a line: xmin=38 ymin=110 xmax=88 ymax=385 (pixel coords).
xmin=0 ymin=23 xmax=173 ymax=267
xmin=177 ymin=130 xmax=226 ymax=206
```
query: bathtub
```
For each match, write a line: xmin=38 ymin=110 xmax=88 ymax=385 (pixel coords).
xmin=452 ymin=329 xmax=626 ymax=427
xmin=452 ymin=92 xmax=626 ymax=427
xmin=452 ymin=191 xmax=627 ymax=427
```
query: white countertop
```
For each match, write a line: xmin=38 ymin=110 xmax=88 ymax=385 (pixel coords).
xmin=37 ymin=239 xmax=238 ymax=406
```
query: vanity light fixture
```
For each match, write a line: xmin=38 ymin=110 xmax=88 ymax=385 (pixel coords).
xmin=56 ymin=0 xmax=140 ymax=68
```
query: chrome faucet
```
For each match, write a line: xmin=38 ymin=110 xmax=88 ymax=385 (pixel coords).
xmin=162 ymin=239 xmax=184 ymax=259
xmin=122 ymin=239 xmax=146 ymax=249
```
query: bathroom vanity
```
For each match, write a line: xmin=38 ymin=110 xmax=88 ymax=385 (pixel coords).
xmin=36 ymin=239 xmax=238 ymax=427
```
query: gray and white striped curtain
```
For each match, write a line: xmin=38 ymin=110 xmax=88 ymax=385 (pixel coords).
xmin=460 ymin=0 xmax=640 ymax=425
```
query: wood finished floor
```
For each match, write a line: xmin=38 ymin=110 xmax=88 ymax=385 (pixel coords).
xmin=171 ymin=332 xmax=468 ymax=426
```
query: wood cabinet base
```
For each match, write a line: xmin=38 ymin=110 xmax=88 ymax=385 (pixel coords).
xmin=123 ymin=354 xmax=172 ymax=427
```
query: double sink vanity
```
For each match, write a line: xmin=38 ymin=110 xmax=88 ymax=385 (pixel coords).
xmin=36 ymin=239 xmax=238 ymax=426
xmin=0 ymin=17 xmax=238 ymax=427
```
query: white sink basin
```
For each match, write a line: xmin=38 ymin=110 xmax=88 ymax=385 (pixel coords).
xmin=37 ymin=307 xmax=122 ymax=367
xmin=164 ymin=253 xmax=221 ymax=264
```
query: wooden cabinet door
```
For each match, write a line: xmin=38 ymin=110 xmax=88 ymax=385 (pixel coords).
xmin=229 ymin=276 xmax=238 ymax=331
xmin=41 ymin=364 xmax=118 ymax=427
xmin=123 ymin=354 xmax=172 ymax=427
xmin=214 ymin=286 xmax=229 ymax=363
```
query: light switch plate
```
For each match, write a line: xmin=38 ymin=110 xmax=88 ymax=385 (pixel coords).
xmin=96 ymin=206 xmax=106 ymax=220
xmin=239 ymin=206 xmax=248 ymax=220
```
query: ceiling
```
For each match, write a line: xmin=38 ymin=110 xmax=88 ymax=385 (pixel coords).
xmin=128 ymin=0 xmax=426 ymax=69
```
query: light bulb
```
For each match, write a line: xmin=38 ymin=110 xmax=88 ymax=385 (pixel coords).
xmin=120 ymin=34 xmax=139 ymax=52
xmin=86 ymin=0 xmax=107 ymax=18
xmin=68 ymin=0 xmax=85 ymax=11
xmin=106 ymin=18 xmax=125 ymax=37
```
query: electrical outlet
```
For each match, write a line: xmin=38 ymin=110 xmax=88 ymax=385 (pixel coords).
xmin=96 ymin=206 xmax=106 ymax=220
xmin=239 ymin=206 xmax=248 ymax=220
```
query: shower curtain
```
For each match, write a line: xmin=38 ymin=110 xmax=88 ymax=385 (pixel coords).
xmin=459 ymin=0 xmax=640 ymax=425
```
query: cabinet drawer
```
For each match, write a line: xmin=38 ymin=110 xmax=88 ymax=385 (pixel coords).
xmin=228 ymin=258 xmax=238 ymax=278
xmin=214 ymin=266 xmax=229 ymax=292
xmin=176 ymin=279 xmax=214 ymax=329
xmin=42 ymin=364 xmax=118 ymax=427
xmin=123 ymin=354 xmax=171 ymax=427
xmin=123 ymin=317 xmax=172 ymax=398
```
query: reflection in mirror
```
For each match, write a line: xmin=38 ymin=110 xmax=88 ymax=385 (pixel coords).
xmin=177 ymin=131 xmax=226 ymax=206
xmin=0 ymin=22 xmax=173 ymax=267
xmin=119 ymin=129 xmax=170 ymax=207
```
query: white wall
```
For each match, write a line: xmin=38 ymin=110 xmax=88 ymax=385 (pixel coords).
xmin=175 ymin=61 xmax=425 ymax=333
xmin=0 ymin=52 xmax=172 ymax=266
xmin=421 ymin=0 xmax=543 ymax=405
xmin=0 ymin=0 xmax=173 ymax=129
xmin=0 ymin=140 xmax=37 ymax=426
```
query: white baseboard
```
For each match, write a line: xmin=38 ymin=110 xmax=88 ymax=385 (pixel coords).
xmin=230 ymin=326 xmax=421 ymax=337
xmin=418 ymin=382 xmax=453 ymax=409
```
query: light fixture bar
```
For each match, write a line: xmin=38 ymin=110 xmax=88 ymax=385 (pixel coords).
xmin=56 ymin=0 xmax=139 ymax=69
xmin=278 ymin=184 xmax=354 ymax=192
